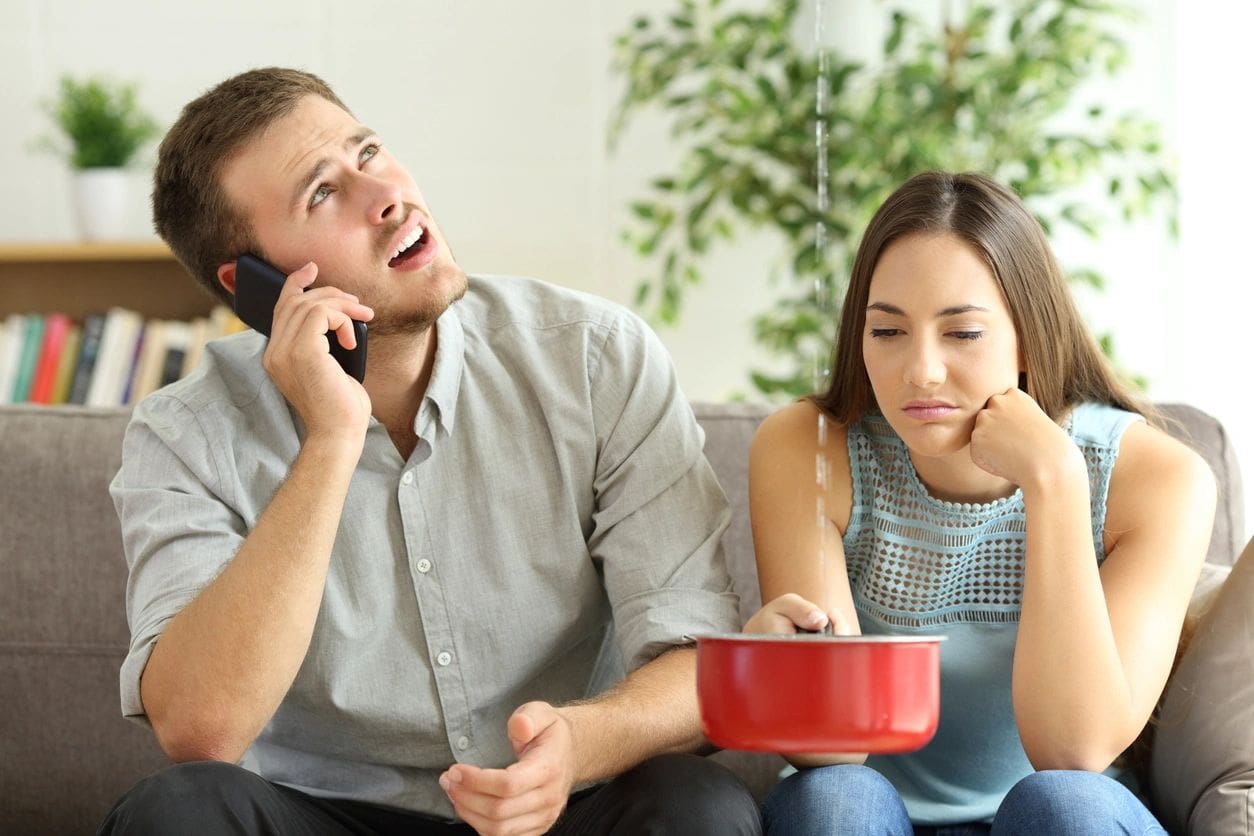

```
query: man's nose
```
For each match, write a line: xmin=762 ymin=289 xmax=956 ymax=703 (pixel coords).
xmin=363 ymin=175 xmax=404 ymax=225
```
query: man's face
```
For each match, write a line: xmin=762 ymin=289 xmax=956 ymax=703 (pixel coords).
xmin=220 ymin=94 xmax=466 ymax=335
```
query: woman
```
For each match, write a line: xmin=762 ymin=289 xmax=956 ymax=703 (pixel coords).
xmin=745 ymin=172 xmax=1216 ymax=834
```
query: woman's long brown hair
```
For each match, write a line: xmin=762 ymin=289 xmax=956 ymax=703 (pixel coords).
xmin=812 ymin=171 xmax=1150 ymax=424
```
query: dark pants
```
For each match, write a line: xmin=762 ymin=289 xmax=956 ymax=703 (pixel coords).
xmin=97 ymin=753 xmax=763 ymax=835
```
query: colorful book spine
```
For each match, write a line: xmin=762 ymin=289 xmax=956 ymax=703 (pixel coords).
xmin=28 ymin=313 xmax=72 ymax=404
xmin=68 ymin=314 xmax=107 ymax=405
xmin=10 ymin=315 xmax=45 ymax=403
xmin=50 ymin=324 xmax=82 ymax=404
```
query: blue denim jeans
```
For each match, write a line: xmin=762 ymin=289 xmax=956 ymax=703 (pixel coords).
xmin=761 ymin=764 xmax=1167 ymax=835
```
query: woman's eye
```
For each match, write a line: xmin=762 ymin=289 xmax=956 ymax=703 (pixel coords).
xmin=869 ymin=328 xmax=899 ymax=338
xmin=950 ymin=331 xmax=984 ymax=341
xmin=359 ymin=143 xmax=380 ymax=165
xmin=309 ymin=184 xmax=332 ymax=208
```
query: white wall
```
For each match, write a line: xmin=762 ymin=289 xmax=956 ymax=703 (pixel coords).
xmin=2 ymin=0 xmax=1250 ymax=538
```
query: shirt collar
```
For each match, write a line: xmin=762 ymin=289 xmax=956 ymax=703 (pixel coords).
xmin=419 ymin=299 xmax=465 ymax=437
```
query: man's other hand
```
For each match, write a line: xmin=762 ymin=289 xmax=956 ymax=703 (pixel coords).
xmin=439 ymin=701 xmax=576 ymax=836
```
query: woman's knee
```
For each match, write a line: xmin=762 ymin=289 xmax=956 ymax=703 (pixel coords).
xmin=993 ymin=770 xmax=1164 ymax=835
xmin=762 ymin=764 xmax=910 ymax=836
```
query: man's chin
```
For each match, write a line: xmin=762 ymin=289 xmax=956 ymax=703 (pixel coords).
xmin=370 ymin=268 xmax=468 ymax=337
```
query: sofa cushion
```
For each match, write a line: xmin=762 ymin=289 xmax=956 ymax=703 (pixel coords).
xmin=0 ymin=405 xmax=168 ymax=834
xmin=1150 ymin=537 xmax=1254 ymax=834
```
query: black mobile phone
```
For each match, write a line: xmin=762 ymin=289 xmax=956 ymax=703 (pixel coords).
xmin=233 ymin=253 xmax=368 ymax=383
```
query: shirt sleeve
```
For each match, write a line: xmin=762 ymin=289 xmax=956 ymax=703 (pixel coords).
xmin=587 ymin=309 xmax=740 ymax=672
xmin=109 ymin=394 xmax=247 ymax=724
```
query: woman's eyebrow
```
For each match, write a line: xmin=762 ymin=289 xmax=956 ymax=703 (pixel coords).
xmin=866 ymin=302 xmax=990 ymax=317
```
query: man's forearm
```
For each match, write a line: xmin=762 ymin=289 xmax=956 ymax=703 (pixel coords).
xmin=556 ymin=646 xmax=704 ymax=785
xmin=140 ymin=434 xmax=362 ymax=763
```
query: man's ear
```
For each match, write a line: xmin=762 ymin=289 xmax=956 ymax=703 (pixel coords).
xmin=217 ymin=261 xmax=238 ymax=296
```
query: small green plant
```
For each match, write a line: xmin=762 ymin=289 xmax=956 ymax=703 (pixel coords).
xmin=611 ymin=0 xmax=1176 ymax=397
xmin=38 ymin=75 xmax=160 ymax=169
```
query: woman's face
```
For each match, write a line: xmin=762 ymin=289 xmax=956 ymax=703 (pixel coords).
xmin=862 ymin=232 xmax=1022 ymax=459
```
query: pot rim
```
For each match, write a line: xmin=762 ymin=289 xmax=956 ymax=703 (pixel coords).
xmin=694 ymin=632 xmax=947 ymax=644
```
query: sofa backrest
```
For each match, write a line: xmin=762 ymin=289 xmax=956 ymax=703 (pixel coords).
xmin=0 ymin=400 xmax=1242 ymax=833
xmin=693 ymin=401 xmax=1246 ymax=627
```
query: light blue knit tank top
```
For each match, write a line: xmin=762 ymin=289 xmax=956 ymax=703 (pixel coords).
xmin=845 ymin=402 xmax=1142 ymax=824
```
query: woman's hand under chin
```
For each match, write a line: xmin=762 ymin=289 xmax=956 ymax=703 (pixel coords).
xmin=970 ymin=387 xmax=1085 ymax=492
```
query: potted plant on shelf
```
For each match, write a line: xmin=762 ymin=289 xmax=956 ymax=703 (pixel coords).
xmin=37 ymin=75 xmax=160 ymax=241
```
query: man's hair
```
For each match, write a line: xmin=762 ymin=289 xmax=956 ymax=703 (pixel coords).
xmin=813 ymin=171 xmax=1150 ymax=424
xmin=152 ymin=67 xmax=351 ymax=306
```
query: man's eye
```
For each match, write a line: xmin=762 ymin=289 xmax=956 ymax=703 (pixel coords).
xmin=310 ymin=184 xmax=332 ymax=208
xmin=869 ymin=328 xmax=899 ymax=338
xmin=359 ymin=143 xmax=380 ymax=165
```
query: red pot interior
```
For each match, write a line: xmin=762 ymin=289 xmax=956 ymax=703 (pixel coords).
xmin=697 ymin=633 xmax=943 ymax=753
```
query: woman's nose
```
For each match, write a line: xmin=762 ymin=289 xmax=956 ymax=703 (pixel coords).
xmin=904 ymin=339 xmax=945 ymax=387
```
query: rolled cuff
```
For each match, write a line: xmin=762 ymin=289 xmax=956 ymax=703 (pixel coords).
xmin=615 ymin=587 xmax=741 ymax=672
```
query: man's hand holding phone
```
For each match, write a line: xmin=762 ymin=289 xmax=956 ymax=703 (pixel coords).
xmin=244 ymin=260 xmax=375 ymax=444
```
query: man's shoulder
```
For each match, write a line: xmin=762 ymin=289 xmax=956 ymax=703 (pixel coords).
xmin=459 ymin=275 xmax=638 ymax=337
xmin=132 ymin=330 xmax=277 ymax=426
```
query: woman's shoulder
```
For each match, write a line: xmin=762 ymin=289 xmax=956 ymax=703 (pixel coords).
xmin=752 ymin=400 xmax=851 ymax=456
xmin=1116 ymin=419 xmax=1216 ymax=490
xmin=1107 ymin=418 xmax=1218 ymax=529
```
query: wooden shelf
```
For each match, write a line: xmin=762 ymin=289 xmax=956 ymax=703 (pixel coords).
xmin=0 ymin=241 xmax=175 ymax=262
xmin=0 ymin=241 xmax=219 ymax=321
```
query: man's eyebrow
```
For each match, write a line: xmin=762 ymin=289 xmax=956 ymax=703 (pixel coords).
xmin=290 ymin=127 xmax=378 ymax=211
xmin=866 ymin=302 xmax=991 ymax=317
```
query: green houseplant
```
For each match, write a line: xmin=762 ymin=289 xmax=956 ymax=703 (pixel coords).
xmin=38 ymin=75 xmax=160 ymax=240
xmin=611 ymin=0 xmax=1176 ymax=396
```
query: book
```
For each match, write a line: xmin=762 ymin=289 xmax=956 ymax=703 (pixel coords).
xmin=0 ymin=314 xmax=22 ymax=404
xmin=10 ymin=314 xmax=45 ymax=403
xmin=159 ymin=321 xmax=191 ymax=389
xmin=181 ymin=316 xmax=209 ymax=378
xmin=126 ymin=320 xmax=167 ymax=405
xmin=68 ymin=314 xmax=106 ymax=405
xmin=50 ymin=324 xmax=82 ymax=404
xmin=28 ymin=313 xmax=72 ymax=404
xmin=85 ymin=308 xmax=142 ymax=407
xmin=112 ymin=311 xmax=147 ymax=407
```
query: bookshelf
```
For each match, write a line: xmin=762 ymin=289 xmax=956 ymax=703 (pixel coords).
xmin=0 ymin=241 xmax=217 ymax=321
xmin=0 ymin=242 xmax=242 ymax=407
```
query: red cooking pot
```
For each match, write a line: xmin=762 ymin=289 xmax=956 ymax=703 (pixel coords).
xmin=697 ymin=633 xmax=944 ymax=753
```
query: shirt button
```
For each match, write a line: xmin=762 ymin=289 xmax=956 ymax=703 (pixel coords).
xmin=456 ymin=736 xmax=470 ymax=751
xmin=416 ymin=558 xmax=432 ymax=574
xmin=401 ymin=471 xmax=414 ymax=486
xmin=436 ymin=651 xmax=452 ymax=666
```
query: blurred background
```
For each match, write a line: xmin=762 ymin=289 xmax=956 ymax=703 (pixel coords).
xmin=2 ymin=0 xmax=1250 ymax=535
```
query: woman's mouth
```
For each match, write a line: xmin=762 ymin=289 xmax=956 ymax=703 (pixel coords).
xmin=902 ymin=403 xmax=958 ymax=421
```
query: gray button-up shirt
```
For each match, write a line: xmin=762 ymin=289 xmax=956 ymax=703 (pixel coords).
xmin=111 ymin=275 xmax=739 ymax=818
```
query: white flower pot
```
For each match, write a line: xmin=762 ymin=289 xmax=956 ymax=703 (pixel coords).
xmin=72 ymin=167 xmax=129 ymax=241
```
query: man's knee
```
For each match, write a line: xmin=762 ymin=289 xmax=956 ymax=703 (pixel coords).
xmin=606 ymin=753 xmax=762 ymax=834
xmin=97 ymin=761 xmax=276 ymax=836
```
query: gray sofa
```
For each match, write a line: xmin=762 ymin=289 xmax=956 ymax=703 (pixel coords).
xmin=0 ymin=401 xmax=1246 ymax=834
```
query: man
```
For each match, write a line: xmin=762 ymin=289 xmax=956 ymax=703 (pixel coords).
xmin=101 ymin=67 xmax=760 ymax=835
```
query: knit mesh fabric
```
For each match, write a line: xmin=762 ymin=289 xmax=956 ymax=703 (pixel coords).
xmin=843 ymin=405 xmax=1136 ymax=630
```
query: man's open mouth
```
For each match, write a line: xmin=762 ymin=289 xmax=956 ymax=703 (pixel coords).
xmin=388 ymin=226 xmax=428 ymax=268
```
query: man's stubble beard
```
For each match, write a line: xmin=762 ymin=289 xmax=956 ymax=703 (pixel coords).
xmin=365 ymin=262 xmax=469 ymax=339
